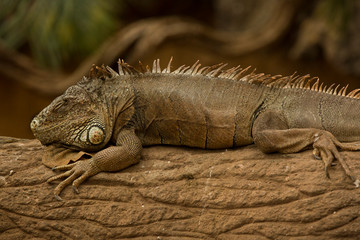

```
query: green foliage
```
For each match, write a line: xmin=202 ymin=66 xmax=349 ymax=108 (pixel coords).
xmin=0 ymin=0 xmax=119 ymax=69
xmin=317 ymin=0 xmax=354 ymax=34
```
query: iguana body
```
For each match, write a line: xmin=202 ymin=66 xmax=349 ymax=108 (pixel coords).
xmin=31 ymin=58 xmax=360 ymax=200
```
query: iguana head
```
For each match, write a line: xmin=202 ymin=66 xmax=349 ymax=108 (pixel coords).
xmin=31 ymin=82 xmax=111 ymax=152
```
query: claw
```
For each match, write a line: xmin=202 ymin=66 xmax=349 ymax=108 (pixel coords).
xmin=325 ymin=166 xmax=330 ymax=179
xmin=72 ymin=185 xmax=79 ymax=194
xmin=55 ymin=194 xmax=63 ymax=201
xmin=349 ymin=175 xmax=356 ymax=182
xmin=313 ymin=149 xmax=321 ymax=160
xmin=354 ymin=179 xmax=360 ymax=188
xmin=52 ymin=166 xmax=57 ymax=171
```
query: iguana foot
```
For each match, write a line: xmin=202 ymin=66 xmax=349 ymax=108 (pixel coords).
xmin=47 ymin=159 xmax=100 ymax=200
xmin=312 ymin=131 xmax=359 ymax=183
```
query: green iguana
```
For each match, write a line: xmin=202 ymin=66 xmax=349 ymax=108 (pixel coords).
xmin=31 ymin=58 xmax=360 ymax=200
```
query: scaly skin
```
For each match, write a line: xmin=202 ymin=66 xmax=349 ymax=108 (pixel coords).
xmin=31 ymin=59 xmax=360 ymax=200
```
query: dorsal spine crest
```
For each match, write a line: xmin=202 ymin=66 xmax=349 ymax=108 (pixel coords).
xmin=87 ymin=58 xmax=359 ymax=100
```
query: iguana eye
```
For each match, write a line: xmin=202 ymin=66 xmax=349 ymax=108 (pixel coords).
xmin=88 ymin=126 xmax=105 ymax=145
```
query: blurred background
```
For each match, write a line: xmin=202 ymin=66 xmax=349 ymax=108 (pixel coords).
xmin=0 ymin=0 xmax=359 ymax=139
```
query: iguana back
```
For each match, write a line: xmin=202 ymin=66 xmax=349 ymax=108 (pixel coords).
xmin=131 ymin=69 xmax=267 ymax=149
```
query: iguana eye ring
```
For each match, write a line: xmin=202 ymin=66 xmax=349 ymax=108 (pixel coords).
xmin=87 ymin=125 xmax=105 ymax=145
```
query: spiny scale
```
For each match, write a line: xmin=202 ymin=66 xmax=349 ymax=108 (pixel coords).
xmin=86 ymin=58 xmax=360 ymax=100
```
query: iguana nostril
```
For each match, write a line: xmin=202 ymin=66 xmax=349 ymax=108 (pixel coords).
xmin=30 ymin=118 xmax=39 ymax=130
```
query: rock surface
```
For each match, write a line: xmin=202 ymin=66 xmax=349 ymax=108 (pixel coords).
xmin=1 ymin=136 xmax=360 ymax=240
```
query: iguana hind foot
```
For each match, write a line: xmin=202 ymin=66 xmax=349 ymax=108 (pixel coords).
xmin=313 ymin=131 xmax=360 ymax=182
xmin=253 ymin=110 xmax=359 ymax=186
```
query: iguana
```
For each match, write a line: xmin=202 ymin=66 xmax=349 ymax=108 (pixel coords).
xmin=31 ymin=58 xmax=360 ymax=200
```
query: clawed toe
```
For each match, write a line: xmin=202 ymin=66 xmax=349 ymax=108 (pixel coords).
xmin=51 ymin=163 xmax=77 ymax=171
xmin=338 ymin=141 xmax=360 ymax=151
xmin=325 ymin=166 xmax=330 ymax=179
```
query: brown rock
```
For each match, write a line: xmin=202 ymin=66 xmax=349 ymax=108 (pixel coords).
xmin=1 ymin=136 xmax=360 ymax=239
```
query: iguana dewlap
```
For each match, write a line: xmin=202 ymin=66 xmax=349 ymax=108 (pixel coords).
xmin=30 ymin=58 xmax=360 ymax=200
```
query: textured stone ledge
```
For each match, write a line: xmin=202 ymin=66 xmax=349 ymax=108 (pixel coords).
xmin=1 ymin=137 xmax=360 ymax=239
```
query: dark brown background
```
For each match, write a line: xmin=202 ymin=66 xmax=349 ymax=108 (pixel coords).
xmin=1 ymin=0 xmax=359 ymax=139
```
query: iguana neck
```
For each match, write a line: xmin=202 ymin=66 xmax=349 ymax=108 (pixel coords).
xmin=103 ymin=77 xmax=137 ymax=142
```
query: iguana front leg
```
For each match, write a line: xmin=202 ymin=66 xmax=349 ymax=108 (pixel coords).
xmin=47 ymin=129 xmax=142 ymax=200
xmin=252 ymin=110 xmax=359 ymax=183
